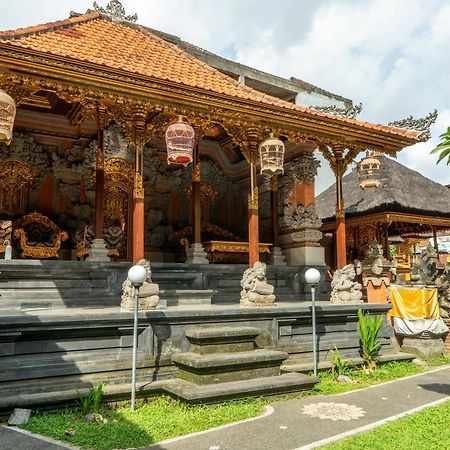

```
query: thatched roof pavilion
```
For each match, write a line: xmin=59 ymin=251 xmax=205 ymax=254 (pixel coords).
xmin=316 ymin=155 xmax=450 ymax=265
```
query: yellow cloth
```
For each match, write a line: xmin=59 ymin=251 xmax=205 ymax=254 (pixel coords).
xmin=390 ymin=286 xmax=439 ymax=320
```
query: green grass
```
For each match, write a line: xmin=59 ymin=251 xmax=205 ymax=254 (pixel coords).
xmin=22 ymin=396 xmax=264 ymax=450
xmin=311 ymin=360 xmax=425 ymax=396
xmin=320 ymin=400 xmax=450 ymax=450
xmin=20 ymin=360 xmax=444 ymax=450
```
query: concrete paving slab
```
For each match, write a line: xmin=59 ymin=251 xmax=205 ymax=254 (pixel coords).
xmin=144 ymin=365 xmax=450 ymax=450
xmin=0 ymin=426 xmax=74 ymax=450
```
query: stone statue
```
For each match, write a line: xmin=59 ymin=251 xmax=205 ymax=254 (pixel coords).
xmin=330 ymin=263 xmax=363 ymax=304
xmin=240 ymin=262 xmax=276 ymax=307
xmin=121 ymin=259 xmax=159 ymax=310
xmin=411 ymin=243 xmax=437 ymax=285
xmin=436 ymin=266 xmax=450 ymax=318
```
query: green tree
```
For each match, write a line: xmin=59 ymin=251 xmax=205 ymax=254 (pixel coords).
xmin=431 ymin=127 xmax=450 ymax=164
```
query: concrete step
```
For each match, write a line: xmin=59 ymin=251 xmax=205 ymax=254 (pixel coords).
xmin=185 ymin=326 xmax=261 ymax=354
xmin=163 ymin=372 xmax=318 ymax=404
xmin=173 ymin=349 xmax=287 ymax=370
xmin=173 ymin=349 xmax=288 ymax=384
xmin=281 ymin=352 xmax=417 ymax=373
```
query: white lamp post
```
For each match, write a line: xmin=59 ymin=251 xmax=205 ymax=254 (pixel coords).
xmin=305 ymin=268 xmax=321 ymax=377
xmin=127 ymin=264 xmax=147 ymax=411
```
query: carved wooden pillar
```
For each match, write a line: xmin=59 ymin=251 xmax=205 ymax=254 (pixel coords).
xmin=186 ymin=132 xmax=208 ymax=264
xmin=87 ymin=106 xmax=110 ymax=262
xmin=433 ymin=228 xmax=439 ymax=258
xmin=248 ymin=159 xmax=259 ymax=267
xmin=270 ymin=176 xmax=279 ymax=248
xmin=192 ymin=149 xmax=201 ymax=245
xmin=132 ymin=119 xmax=145 ymax=263
xmin=335 ymin=171 xmax=347 ymax=269
xmin=94 ymin=106 xmax=106 ymax=239
xmin=384 ymin=224 xmax=390 ymax=259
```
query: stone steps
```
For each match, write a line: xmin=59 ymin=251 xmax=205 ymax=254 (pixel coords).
xmin=169 ymin=325 xmax=318 ymax=401
xmin=173 ymin=349 xmax=288 ymax=384
xmin=163 ymin=373 xmax=318 ymax=404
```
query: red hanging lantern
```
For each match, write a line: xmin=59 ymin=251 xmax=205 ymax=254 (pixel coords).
xmin=165 ymin=116 xmax=195 ymax=166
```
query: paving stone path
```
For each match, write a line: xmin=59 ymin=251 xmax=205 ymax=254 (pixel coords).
xmin=146 ymin=365 xmax=450 ymax=450
xmin=1 ymin=366 xmax=448 ymax=450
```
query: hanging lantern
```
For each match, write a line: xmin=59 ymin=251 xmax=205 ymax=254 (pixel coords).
xmin=358 ymin=151 xmax=381 ymax=189
xmin=259 ymin=133 xmax=285 ymax=177
xmin=0 ymin=90 xmax=16 ymax=145
xmin=165 ymin=116 xmax=195 ymax=166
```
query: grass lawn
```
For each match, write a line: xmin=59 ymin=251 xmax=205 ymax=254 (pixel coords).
xmin=320 ymin=399 xmax=450 ymax=450
xmin=20 ymin=360 xmax=446 ymax=450
xmin=21 ymin=396 xmax=264 ymax=450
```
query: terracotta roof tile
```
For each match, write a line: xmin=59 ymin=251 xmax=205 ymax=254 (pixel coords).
xmin=0 ymin=14 xmax=420 ymax=141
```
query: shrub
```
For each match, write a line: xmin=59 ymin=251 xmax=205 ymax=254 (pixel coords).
xmin=331 ymin=345 xmax=351 ymax=379
xmin=76 ymin=382 xmax=105 ymax=415
xmin=357 ymin=309 xmax=383 ymax=370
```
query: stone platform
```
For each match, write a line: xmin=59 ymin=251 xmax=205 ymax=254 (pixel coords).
xmin=0 ymin=302 xmax=408 ymax=411
xmin=0 ymin=260 xmax=331 ymax=310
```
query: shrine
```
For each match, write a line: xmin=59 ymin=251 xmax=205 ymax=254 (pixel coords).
xmin=316 ymin=153 xmax=450 ymax=275
xmin=0 ymin=2 xmax=430 ymax=409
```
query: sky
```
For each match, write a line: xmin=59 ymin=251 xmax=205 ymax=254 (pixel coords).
xmin=2 ymin=0 xmax=449 ymax=193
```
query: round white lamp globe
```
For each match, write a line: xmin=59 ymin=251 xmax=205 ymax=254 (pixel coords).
xmin=305 ymin=268 xmax=321 ymax=285
xmin=128 ymin=264 xmax=147 ymax=286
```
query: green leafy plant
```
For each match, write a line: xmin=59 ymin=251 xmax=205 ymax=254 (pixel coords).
xmin=331 ymin=345 xmax=351 ymax=379
xmin=431 ymin=126 xmax=450 ymax=164
xmin=76 ymin=382 xmax=105 ymax=415
xmin=357 ymin=309 xmax=383 ymax=370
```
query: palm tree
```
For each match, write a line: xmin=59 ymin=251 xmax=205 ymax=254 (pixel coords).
xmin=431 ymin=127 xmax=450 ymax=164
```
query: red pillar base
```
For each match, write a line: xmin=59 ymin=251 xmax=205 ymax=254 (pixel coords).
xmin=336 ymin=212 xmax=347 ymax=269
xmin=132 ymin=197 xmax=145 ymax=263
xmin=249 ymin=207 xmax=259 ymax=267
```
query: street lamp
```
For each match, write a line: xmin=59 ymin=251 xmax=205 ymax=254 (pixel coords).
xmin=305 ymin=267 xmax=321 ymax=377
xmin=127 ymin=264 xmax=147 ymax=411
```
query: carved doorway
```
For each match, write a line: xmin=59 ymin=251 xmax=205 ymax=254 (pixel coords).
xmin=104 ymin=157 xmax=134 ymax=259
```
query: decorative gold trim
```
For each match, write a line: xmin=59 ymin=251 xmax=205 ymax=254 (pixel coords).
xmin=322 ymin=211 xmax=450 ymax=231
xmin=248 ymin=187 xmax=259 ymax=209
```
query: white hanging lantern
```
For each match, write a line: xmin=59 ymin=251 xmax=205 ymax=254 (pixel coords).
xmin=358 ymin=152 xmax=381 ymax=189
xmin=259 ymin=133 xmax=285 ymax=177
xmin=165 ymin=116 xmax=195 ymax=166
xmin=0 ymin=90 xmax=16 ymax=145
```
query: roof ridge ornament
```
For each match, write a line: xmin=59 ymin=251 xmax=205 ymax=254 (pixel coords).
xmin=310 ymin=102 xmax=363 ymax=119
xmin=92 ymin=0 xmax=138 ymax=22
xmin=388 ymin=109 xmax=437 ymax=142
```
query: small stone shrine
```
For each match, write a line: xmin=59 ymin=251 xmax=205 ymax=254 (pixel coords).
xmin=390 ymin=244 xmax=448 ymax=358
xmin=361 ymin=239 xmax=392 ymax=303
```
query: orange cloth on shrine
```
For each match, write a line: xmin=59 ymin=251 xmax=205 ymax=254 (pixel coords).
xmin=390 ymin=286 xmax=439 ymax=320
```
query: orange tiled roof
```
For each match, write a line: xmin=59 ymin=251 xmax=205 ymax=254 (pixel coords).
xmin=0 ymin=13 xmax=420 ymax=141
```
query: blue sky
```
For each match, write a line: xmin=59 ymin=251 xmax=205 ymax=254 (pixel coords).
xmin=2 ymin=0 xmax=449 ymax=192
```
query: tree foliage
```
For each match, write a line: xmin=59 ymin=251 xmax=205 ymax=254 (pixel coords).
xmin=431 ymin=127 xmax=450 ymax=164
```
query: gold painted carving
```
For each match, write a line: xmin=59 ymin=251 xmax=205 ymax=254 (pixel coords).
xmin=248 ymin=187 xmax=259 ymax=209
xmin=14 ymin=212 xmax=68 ymax=259
xmin=133 ymin=172 xmax=144 ymax=199
xmin=0 ymin=159 xmax=36 ymax=216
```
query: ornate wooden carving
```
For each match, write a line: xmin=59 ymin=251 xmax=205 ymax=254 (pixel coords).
xmin=0 ymin=159 xmax=36 ymax=217
xmin=14 ymin=212 xmax=68 ymax=259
